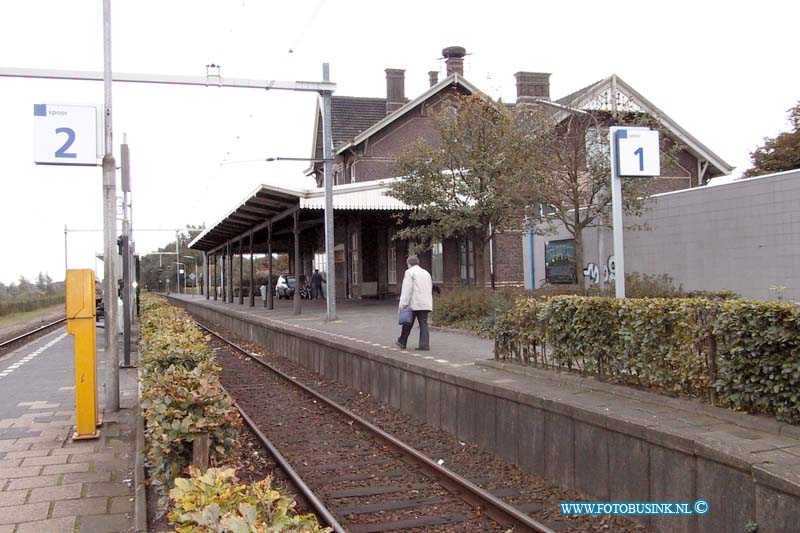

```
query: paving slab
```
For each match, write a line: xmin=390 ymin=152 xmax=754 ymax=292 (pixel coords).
xmin=0 ymin=327 xmax=137 ymax=532
xmin=0 ymin=502 xmax=50 ymax=525
xmin=16 ymin=517 xmax=77 ymax=533
xmin=28 ymin=481 xmax=83 ymax=502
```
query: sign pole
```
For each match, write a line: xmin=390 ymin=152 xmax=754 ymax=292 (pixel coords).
xmin=321 ymin=63 xmax=337 ymax=321
xmin=121 ymin=138 xmax=132 ymax=367
xmin=610 ymin=127 xmax=626 ymax=298
xmin=609 ymin=126 xmax=660 ymax=299
xmin=102 ymin=0 xmax=120 ymax=412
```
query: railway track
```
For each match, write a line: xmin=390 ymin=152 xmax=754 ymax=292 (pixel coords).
xmin=200 ymin=322 xmax=556 ymax=533
xmin=0 ymin=317 xmax=66 ymax=354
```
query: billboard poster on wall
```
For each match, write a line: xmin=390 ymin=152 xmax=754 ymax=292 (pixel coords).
xmin=545 ymin=239 xmax=577 ymax=284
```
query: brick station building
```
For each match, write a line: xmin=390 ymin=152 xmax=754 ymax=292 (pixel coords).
xmin=190 ymin=46 xmax=732 ymax=299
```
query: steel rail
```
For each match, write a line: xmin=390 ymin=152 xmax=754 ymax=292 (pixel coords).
xmin=199 ymin=322 xmax=556 ymax=533
xmin=219 ymin=384 xmax=347 ymax=533
xmin=0 ymin=318 xmax=66 ymax=350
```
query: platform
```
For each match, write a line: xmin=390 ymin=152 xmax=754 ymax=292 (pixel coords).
xmin=0 ymin=327 xmax=138 ymax=533
xmin=171 ymin=293 xmax=800 ymax=533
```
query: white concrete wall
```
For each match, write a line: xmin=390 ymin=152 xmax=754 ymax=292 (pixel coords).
xmin=532 ymin=169 xmax=800 ymax=301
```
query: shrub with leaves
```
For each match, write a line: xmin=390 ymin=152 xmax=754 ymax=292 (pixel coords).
xmin=496 ymin=295 xmax=800 ymax=423
xmin=713 ymin=299 xmax=800 ymax=422
xmin=433 ymin=287 xmax=521 ymax=337
xmin=169 ymin=467 xmax=330 ymax=533
xmin=139 ymin=294 xmax=241 ymax=508
xmin=142 ymin=361 xmax=241 ymax=494
xmin=139 ymin=296 xmax=212 ymax=374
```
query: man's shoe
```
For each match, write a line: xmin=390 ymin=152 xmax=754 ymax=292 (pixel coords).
xmin=395 ymin=340 xmax=406 ymax=349
xmin=416 ymin=347 xmax=430 ymax=351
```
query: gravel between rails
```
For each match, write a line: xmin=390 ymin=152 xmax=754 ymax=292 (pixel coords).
xmin=203 ymin=318 xmax=644 ymax=532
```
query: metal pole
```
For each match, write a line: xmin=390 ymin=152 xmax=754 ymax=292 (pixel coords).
xmin=228 ymin=246 xmax=234 ymax=303
xmin=267 ymin=225 xmax=274 ymax=310
xmin=121 ymin=138 xmax=131 ymax=367
xmin=249 ymin=234 xmax=254 ymax=307
xmin=102 ymin=0 xmax=119 ymax=413
xmin=64 ymin=225 xmax=68 ymax=271
xmin=238 ymin=240 xmax=243 ymax=305
xmin=204 ymin=253 xmax=209 ymax=299
xmin=610 ymin=126 xmax=626 ymax=298
xmin=175 ymin=232 xmax=181 ymax=294
xmin=213 ymin=254 xmax=217 ymax=300
xmin=321 ymin=63 xmax=337 ymax=320
xmin=194 ymin=260 xmax=198 ymax=296
xmin=293 ymin=211 xmax=301 ymax=315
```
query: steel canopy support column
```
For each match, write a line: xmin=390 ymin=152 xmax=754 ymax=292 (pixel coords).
xmin=221 ymin=251 xmax=226 ymax=302
xmin=238 ymin=239 xmax=244 ymax=305
xmin=267 ymin=224 xmax=274 ymax=310
xmin=248 ymin=234 xmax=254 ymax=307
xmin=204 ymin=252 xmax=209 ymax=299
xmin=212 ymin=254 xmax=217 ymax=300
xmin=293 ymin=211 xmax=301 ymax=315
xmin=228 ymin=246 xmax=234 ymax=303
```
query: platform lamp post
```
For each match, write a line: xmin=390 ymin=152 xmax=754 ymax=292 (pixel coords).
xmin=175 ymin=262 xmax=187 ymax=294
xmin=183 ymin=256 xmax=198 ymax=295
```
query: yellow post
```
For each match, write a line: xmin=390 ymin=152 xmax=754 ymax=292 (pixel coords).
xmin=66 ymin=269 xmax=100 ymax=440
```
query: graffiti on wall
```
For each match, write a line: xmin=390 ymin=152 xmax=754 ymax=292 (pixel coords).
xmin=582 ymin=255 xmax=616 ymax=284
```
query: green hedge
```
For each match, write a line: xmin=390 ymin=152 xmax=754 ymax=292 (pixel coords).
xmin=496 ymin=296 xmax=800 ymax=423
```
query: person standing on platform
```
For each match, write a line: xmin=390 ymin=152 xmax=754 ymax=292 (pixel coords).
xmin=395 ymin=255 xmax=432 ymax=351
xmin=311 ymin=269 xmax=325 ymax=300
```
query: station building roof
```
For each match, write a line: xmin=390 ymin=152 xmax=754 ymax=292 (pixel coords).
xmin=188 ymin=179 xmax=407 ymax=253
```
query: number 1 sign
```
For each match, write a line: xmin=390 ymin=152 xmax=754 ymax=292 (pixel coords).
xmin=34 ymin=104 xmax=100 ymax=166
xmin=615 ymin=127 xmax=660 ymax=177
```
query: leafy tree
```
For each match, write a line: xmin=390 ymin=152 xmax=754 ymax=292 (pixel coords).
xmin=516 ymin=107 xmax=670 ymax=288
xmin=36 ymin=272 xmax=53 ymax=293
xmin=388 ymin=95 xmax=532 ymax=287
xmin=744 ymin=102 xmax=800 ymax=177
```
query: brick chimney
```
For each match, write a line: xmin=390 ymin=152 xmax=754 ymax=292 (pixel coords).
xmin=385 ymin=68 xmax=406 ymax=114
xmin=442 ymin=46 xmax=466 ymax=77
xmin=428 ymin=70 xmax=439 ymax=87
xmin=515 ymin=72 xmax=551 ymax=103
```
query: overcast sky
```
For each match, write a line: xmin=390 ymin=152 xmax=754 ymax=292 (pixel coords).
xmin=1 ymin=0 xmax=798 ymax=285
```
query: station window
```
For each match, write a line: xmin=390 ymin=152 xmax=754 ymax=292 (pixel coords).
xmin=350 ymin=232 xmax=360 ymax=285
xmin=313 ymin=252 xmax=327 ymax=276
xmin=431 ymin=241 xmax=443 ymax=283
xmin=459 ymin=239 xmax=475 ymax=286
xmin=387 ymin=239 xmax=397 ymax=284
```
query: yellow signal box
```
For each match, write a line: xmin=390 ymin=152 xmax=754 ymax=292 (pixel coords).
xmin=66 ymin=269 xmax=100 ymax=440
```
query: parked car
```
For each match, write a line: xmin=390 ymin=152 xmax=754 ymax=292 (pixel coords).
xmin=274 ymin=275 xmax=296 ymax=299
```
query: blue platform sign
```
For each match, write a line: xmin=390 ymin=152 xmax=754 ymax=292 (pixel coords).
xmin=33 ymin=104 xmax=99 ymax=166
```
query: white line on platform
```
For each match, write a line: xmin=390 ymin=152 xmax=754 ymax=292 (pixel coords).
xmin=0 ymin=332 xmax=68 ymax=382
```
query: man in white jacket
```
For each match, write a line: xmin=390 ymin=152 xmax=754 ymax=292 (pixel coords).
xmin=396 ymin=255 xmax=433 ymax=350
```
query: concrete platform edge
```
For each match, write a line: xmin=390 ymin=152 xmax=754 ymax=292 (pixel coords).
xmin=134 ymin=369 xmax=148 ymax=532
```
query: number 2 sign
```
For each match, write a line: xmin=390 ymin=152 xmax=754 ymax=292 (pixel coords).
xmin=34 ymin=104 xmax=99 ymax=166
xmin=614 ymin=127 xmax=660 ymax=177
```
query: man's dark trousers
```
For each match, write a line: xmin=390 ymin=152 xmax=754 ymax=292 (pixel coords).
xmin=398 ymin=310 xmax=430 ymax=349
xmin=312 ymin=284 xmax=324 ymax=300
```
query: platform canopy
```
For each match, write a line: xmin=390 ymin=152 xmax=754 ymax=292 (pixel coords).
xmin=188 ymin=179 xmax=408 ymax=253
